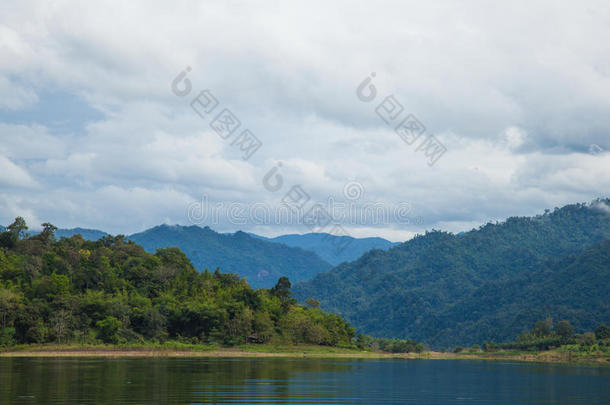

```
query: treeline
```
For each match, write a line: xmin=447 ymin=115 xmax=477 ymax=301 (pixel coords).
xmin=0 ymin=218 xmax=354 ymax=347
xmin=453 ymin=318 xmax=610 ymax=353
xmin=294 ymin=200 xmax=610 ymax=347
xmin=355 ymin=334 xmax=424 ymax=353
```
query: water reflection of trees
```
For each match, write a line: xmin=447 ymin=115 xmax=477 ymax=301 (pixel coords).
xmin=0 ymin=358 xmax=357 ymax=403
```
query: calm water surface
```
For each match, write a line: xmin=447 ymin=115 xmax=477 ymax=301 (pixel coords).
xmin=0 ymin=357 xmax=608 ymax=404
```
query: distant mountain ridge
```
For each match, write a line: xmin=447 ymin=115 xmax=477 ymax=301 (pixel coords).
xmin=7 ymin=223 xmax=399 ymax=287
xmin=293 ymin=199 xmax=610 ymax=348
xmin=251 ymin=232 xmax=399 ymax=265
xmin=1 ymin=222 xmax=337 ymax=289
xmin=128 ymin=225 xmax=332 ymax=288
xmin=54 ymin=227 xmax=109 ymax=241
xmin=1 ymin=226 xmax=108 ymax=241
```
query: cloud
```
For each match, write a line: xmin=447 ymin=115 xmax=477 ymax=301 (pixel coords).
xmin=0 ymin=154 xmax=38 ymax=189
xmin=0 ymin=77 xmax=38 ymax=110
xmin=0 ymin=0 xmax=608 ymax=240
xmin=0 ymin=123 xmax=64 ymax=159
xmin=592 ymin=200 xmax=610 ymax=214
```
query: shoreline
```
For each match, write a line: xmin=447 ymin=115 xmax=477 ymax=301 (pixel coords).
xmin=1 ymin=345 xmax=608 ymax=365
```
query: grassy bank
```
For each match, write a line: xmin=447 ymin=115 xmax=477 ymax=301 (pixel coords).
xmin=1 ymin=344 xmax=609 ymax=364
xmin=448 ymin=349 xmax=610 ymax=365
xmin=0 ymin=343 xmax=391 ymax=358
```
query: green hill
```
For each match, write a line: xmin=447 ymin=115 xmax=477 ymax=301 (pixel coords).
xmin=253 ymin=233 xmax=399 ymax=265
xmin=54 ymin=228 xmax=109 ymax=241
xmin=129 ymin=225 xmax=332 ymax=288
xmin=293 ymin=200 xmax=610 ymax=347
xmin=0 ymin=223 xmax=353 ymax=347
xmin=424 ymin=240 xmax=610 ymax=347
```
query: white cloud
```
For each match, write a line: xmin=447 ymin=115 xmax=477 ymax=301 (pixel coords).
xmin=0 ymin=154 xmax=38 ymax=188
xmin=0 ymin=0 xmax=608 ymax=238
xmin=0 ymin=77 xmax=38 ymax=110
xmin=0 ymin=123 xmax=64 ymax=159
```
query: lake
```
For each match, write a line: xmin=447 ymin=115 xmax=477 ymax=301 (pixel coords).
xmin=0 ymin=357 xmax=608 ymax=404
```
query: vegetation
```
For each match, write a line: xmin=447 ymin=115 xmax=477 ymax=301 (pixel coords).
xmin=354 ymin=334 xmax=425 ymax=353
xmin=259 ymin=233 xmax=398 ymax=265
xmin=454 ymin=319 xmax=610 ymax=362
xmin=0 ymin=218 xmax=353 ymax=348
xmin=294 ymin=200 xmax=610 ymax=347
xmin=129 ymin=225 xmax=332 ymax=288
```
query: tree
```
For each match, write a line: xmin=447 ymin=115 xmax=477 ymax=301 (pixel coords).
xmin=51 ymin=310 xmax=72 ymax=344
xmin=556 ymin=320 xmax=574 ymax=340
xmin=582 ymin=332 xmax=596 ymax=345
xmin=7 ymin=217 xmax=28 ymax=239
xmin=0 ymin=289 xmax=20 ymax=331
xmin=37 ymin=223 xmax=58 ymax=245
xmin=355 ymin=334 xmax=371 ymax=350
xmin=0 ymin=228 xmax=360 ymax=349
xmin=225 ymin=308 xmax=253 ymax=344
xmin=96 ymin=316 xmax=122 ymax=344
xmin=305 ymin=298 xmax=320 ymax=308
xmin=533 ymin=317 xmax=553 ymax=337
xmin=271 ymin=277 xmax=291 ymax=298
xmin=252 ymin=311 xmax=274 ymax=343
xmin=271 ymin=277 xmax=296 ymax=309
xmin=0 ymin=231 xmax=17 ymax=249
xmin=594 ymin=324 xmax=610 ymax=340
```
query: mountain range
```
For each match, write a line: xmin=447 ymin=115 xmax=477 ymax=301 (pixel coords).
xmin=17 ymin=225 xmax=397 ymax=288
xmin=252 ymin=233 xmax=398 ymax=265
xmin=55 ymin=227 xmax=109 ymax=241
xmin=4 ymin=199 xmax=608 ymax=347
xmin=128 ymin=225 xmax=334 ymax=288
xmin=293 ymin=199 xmax=610 ymax=348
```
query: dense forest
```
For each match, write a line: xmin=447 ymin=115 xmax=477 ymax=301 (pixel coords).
xmin=424 ymin=239 xmax=610 ymax=347
xmin=129 ymin=225 xmax=332 ymax=288
xmin=453 ymin=318 xmax=610 ymax=354
xmin=0 ymin=218 xmax=354 ymax=347
xmin=294 ymin=200 xmax=610 ymax=347
xmin=254 ymin=233 xmax=398 ymax=265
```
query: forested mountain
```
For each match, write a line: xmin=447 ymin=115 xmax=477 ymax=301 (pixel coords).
xmin=253 ymin=233 xmax=399 ymax=265
xmin=293 ymin=200 xmax=610 ymax=347
xmin=11 ymin=227 xmax=108 ymax=242
xmin=424 ymin=240 xmax=610 ymax=347
xmin=0 ymin=223 xmax=354 ymax=347
xmin=129 ymin=225 xmax=332 ymax=288
xmin=55 ymin=228 xmax=109 ymax=241
xmin=2 ymin=223 xmax=398 ymax=286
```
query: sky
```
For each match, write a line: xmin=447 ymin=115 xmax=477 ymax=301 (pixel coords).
xmin=0 ymin=0 xmax=609 ymax=241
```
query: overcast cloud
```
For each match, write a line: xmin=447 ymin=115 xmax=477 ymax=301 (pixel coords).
xmin=0 ymin=0 xmax=609 ymax=241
